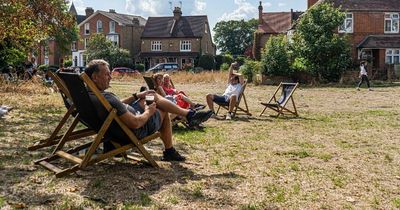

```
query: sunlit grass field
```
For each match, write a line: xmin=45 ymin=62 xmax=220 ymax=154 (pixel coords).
xmin=0 ymin=72 xmax=399 ymax=209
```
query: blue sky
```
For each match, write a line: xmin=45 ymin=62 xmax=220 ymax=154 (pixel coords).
xmin=69 ymin=0 xmax=306 ymax=34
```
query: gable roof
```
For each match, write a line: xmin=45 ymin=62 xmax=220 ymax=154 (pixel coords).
xmin=142 ymin=16 xmax=208 ymax=38
xmin=78 ymin=10 xmax=146 ymax=27
xmin=357 ymin=35 xmax=400 ymax=49
xmin=258 ymin=12 xmax=302 ymax=34
xmin=316 ymin=0 xmax=400 ymax=11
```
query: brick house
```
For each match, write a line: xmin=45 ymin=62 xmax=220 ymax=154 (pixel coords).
xmin=252 ymin=2 xmax=302 ymax=60
xmin=73 ymin=7 xmax=146 ymax=67
xmin=140 ymin=7 xmax=216 ymax=70
xmin=308 ymin=0 xmax=400 ymax=77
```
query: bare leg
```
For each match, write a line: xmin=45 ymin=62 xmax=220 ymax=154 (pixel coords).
xmin=153 ymin=93 xmax=189 ymax=116
xmin=157 ymin=110 xmax=173 ymax=149
xmin=228 ymin=95 xmax=237 ymax=112
xmin=181 ymin=95 xmax=196 ymax=107
xmin=206 ymin=94 xmax=215 ymax=113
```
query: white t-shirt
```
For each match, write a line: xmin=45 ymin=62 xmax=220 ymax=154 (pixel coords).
xmin=360 ymin=64 xmax=367 ymax=76
xmin=223 ymin=83 xmax=242 ymax=100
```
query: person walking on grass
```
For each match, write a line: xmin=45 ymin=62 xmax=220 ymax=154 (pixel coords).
xmin=357 ymin=60 xmax=372 ymax=91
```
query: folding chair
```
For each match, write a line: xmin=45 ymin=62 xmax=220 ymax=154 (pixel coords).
xmin=28 ymin=71 xmax=96 ymax=151
xmin=215 ymin=81 xmax=251 ymax=117
xmin=35 ymin=72 xmax=160 ymax=177
xmin=259 ymin=82 xmax=299 ymax=117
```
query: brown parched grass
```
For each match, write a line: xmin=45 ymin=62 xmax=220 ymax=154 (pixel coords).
xmin=0 ymin=72 xmax=400 ymax=209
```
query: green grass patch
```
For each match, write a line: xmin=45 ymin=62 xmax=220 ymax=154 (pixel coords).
xmin=393 ymin=197 xmax=400 ymax=208
xmin=264 ymin=183 xmax=286 ymax=203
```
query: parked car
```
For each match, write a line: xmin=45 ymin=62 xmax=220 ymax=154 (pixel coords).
xmin=112 ymin=67 xmax=140 ymax=76
xmin=146 ymin=63 xmax=179 ymax=73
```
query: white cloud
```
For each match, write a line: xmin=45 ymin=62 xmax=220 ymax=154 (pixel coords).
xmin=218 ymin=0 xmax=258 ymax=21
xmin=125 ymin=0 xmax=167 ymax=17
xmin=278 ymin=3 xmax=287 ymax=7
xmin=191 ymin=0 xmax=207 ymax=15
xmin=264 ymin=2 xmax=272 ymax=8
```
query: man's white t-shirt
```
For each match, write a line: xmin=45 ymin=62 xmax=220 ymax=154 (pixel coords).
xmin=360 ymin=64 xmax=367 ymax=76
xmin=223 ymin=83 xmax=242 ymax=100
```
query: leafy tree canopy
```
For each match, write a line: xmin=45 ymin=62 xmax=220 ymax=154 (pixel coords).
xmin=261 ymin=35 xmax=291 ymax=76
xmin=213 ymin=19 xmax=258 ymax=55
xmin=0 ymin=0 xmax=77 ymax=66
xmin=291 ymin=2 xmax=351 ymax=82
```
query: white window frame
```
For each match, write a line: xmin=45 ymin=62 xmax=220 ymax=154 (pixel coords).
xmin=386 ymin=49 xmax=400 ymax=64
xmin=106 ymin=34 xmax=119 ymax=47
xmin=97 ymin=20 xmax=103 ymax=33
xmin=384 ymin=13 xmax=399 ymax=33
xmin=180 ymin=40 xmax=191 ymax=52
xmin=339 ymin=13 xmax=353 ymax=33
xmin=84 ymin=23 xmax=90 ymax=35
xmin=151 ymin=41 xmax=162 ymax=51
xmin=71 ymin=41 xmax=77 ymax=51
xmin=109 ymin=21 xmax=115 ymax=33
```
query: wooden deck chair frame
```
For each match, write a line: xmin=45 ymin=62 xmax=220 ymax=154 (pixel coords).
xmin=215 ymin=80 xmax=251 ymax=117
xmin=35 ymin=72 xmax=160 ymax=177
xmin=28 ymin=71 xmax=95 ymax=151
xmin=259 ymin=82 xmax=299 ymax=117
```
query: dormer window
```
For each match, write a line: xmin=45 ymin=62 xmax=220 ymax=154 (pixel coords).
xmin=97 ymin=20 xmax=103 ymax=33
xmin=339 ymin=13 xmax=353 ymax=33
xmin=385 ymin=13 xmax=399 ymax=33
xmin=109 ymin=21 xmax=115 ymax=33
xmin=180 ymin=40 xmax=191 ymax=52
xmin=151 ymin=41 xmax=162 ymax=51
xmin=84 ymin=23 xmax=90 ymax=35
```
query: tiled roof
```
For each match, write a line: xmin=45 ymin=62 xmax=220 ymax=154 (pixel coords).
xmin=258 ymin=12 xmax=302 ymax=34
xmin=98 ymin=11 xmax=146 ymax=26
xmin=142 ymin=16 xmax=208 ymax=38
xmin=316 ymin=0 xmax=400 ymax=11
xmin=76 ymin=15 xmax=86 ymax=24
xmin=357 ymin=35 xmax=400 ymax=48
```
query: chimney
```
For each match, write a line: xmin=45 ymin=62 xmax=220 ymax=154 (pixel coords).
xmin=308 ymin=0 xmax=319 ymax=8
xmin=85 ymin=7 xmax=94 ymax=17
xmin=132 ymin=18 xmax=140 ymax=26
xmin=258 ymin=1 xmax=264 ymax=25
xmin=173 ymin=7 xmax=182 ymax=21
xmin=109 ymin=9 xmax=116 ymax=13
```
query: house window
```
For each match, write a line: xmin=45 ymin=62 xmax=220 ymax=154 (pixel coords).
xmin=339 ymin=13 xmax=353 ymax=33
xmin=180 ymin=40 xmax=191 ymax=51
xmin=84 ymin=23 xmax=90 ymax=35
xmin=106 ymin=34 xmax=119 ymax=46
xmin=84 ymin=38 xmax=89 ymax=49
xmin=71 ymin=41 xmax=77 ymax=51
xmin=97 ymin=20 xmax=103 ymax=33
xmin=385 ymin=13 xmax=399 ymax=33
xmin=109 ymin=21 xmax=115 ymax=33
xmin=386 ymin=49 xmax=400 ymax=64
xmin=151 ymin=41 xmax=162 ymax=51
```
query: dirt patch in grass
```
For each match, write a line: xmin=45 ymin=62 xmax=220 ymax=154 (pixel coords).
xmin=0 ymin=73 xmax=400 ymax=209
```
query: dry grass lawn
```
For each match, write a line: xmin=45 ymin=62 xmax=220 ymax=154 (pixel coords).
xmin=0 ymin=72 xmax=400 ymax=209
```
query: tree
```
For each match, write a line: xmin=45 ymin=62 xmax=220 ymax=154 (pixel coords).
xmin=261 ymin=35 xmax=291 ymax=76
xmin=0 ymin=0 xmax=77 ymax=67
xmin=198 ymin=54 xmax=215 ymax=70
xmin=86 ymin=34 xmax=132 ymax=69
xmin=291 ymin=2 xmax=352 ymax=82
xmin=213 ymin=19 xmax=258 ymax=55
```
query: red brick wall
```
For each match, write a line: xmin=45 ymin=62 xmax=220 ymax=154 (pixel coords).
xmin=308 ymin=0 xmax=319 ymax=8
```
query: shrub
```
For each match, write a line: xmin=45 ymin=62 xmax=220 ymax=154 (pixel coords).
xmin=215 ymin=55 xmax=224 ymax=70
xmin=64 ymin=60 xmax=72 ymax=67
xmin=220 ymin=63 xmax=230 ymax=71
xmin=222 ymin=54 xmax=234 ymax=65
xmin=135 ymin=63 xmax=145 ymax=72
xmin=261 ymin=35 xmax=292 ymax=76
xmin=198 ymin=54 xmax=215 ymax=70
xmin=38 ymin=64 xmax=48 ymax=72
xmin=235 ymin=56 xmax=246 ymax=66
xmin=240 ymin=60 xmax=262 ymax=82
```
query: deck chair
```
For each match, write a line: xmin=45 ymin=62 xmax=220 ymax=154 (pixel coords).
xmin=142 ymin=75 xmax=194 ymax=129
xmin=215 ymin=81 xmax=251 ymax=117
xmin=28 ymin=71 xmax=96 ymax=151
xmin=259 ymin=82 xmax=299 ymax=117
xmin=35 ymin=72 xmax=160 ymax=177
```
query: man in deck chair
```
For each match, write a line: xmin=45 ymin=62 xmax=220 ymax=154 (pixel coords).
xmin=206 ymin=62 xmax=244 ymax=120
xmin=85 ymin=59 xmax=213 ymax=161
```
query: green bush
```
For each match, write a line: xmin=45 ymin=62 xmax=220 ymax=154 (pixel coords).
xmin=220 ymin=63 xmax=230 ymax=71
xmin=64 ymin=60 xmax=72 ymax=67
xmin=235 ymin=56 xmax=246 ymax=66
xmin=215 ymin=55 xmax=224 ymax=70
xmin=38 ymin=64 xmax=48 ymax=72
xmin=239 ymin=60 xmax=262 ymax=82
xmin=261 ymin=35 xmax=292 ymax=76
xmin=222 ymin=54 xmax=234 ymax=65
xmin=135 ymin=63 xmax=145 ymax=72
xmin=198 ymin=54 xmax=215 ymax=70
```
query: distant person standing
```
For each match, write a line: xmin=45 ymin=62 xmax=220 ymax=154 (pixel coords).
xmin=357 ymin=61 xmax=372 ymax=91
